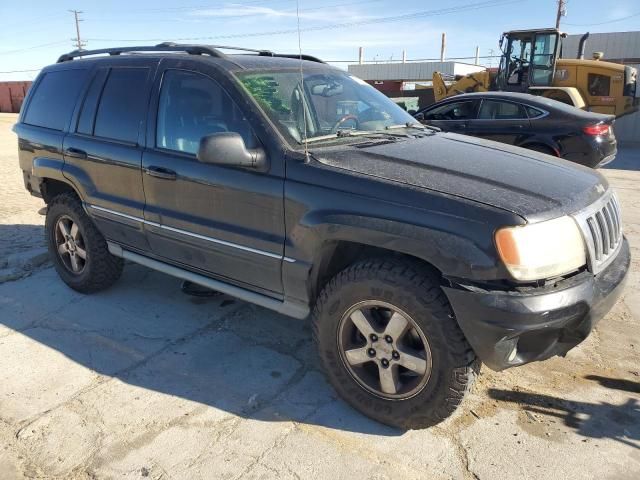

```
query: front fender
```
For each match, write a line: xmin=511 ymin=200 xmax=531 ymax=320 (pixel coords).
xmin=282 ymin=174 xmax=523 ymax=304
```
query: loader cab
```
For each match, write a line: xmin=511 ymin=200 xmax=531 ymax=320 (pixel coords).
xmin=496 ymin=29 xmax=561 ymax=92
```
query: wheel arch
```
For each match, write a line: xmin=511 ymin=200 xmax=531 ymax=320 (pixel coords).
xmin=519 ymin=141 xmax=560 ymax=157
xmin=40 ymin=178 xmax=81 ymax=204
xmin=308 ymin=239 xmax=444 ymax=303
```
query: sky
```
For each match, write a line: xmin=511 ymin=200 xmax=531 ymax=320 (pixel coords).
xmin=0 ymin=0 xmax=638 ymax=81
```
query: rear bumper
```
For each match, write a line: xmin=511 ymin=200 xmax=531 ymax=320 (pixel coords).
xmin=443 ymin=237 xmax=630 ymax=371
xmin=596 ymin=153 xmax=616 ymax=168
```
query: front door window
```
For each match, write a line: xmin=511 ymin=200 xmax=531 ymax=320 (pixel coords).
xmin=507 ymin=38 xmax=532 ymax=86
xmin=530 ymin=33 xmax=558 ymax=86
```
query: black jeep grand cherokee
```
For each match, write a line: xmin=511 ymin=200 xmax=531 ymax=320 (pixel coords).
xmin=14 ymin=44 xmax=629 ymax=429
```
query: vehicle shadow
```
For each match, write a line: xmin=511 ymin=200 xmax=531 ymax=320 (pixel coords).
xmin=0 ymin=264 xmax=403 ymax=436
xmin=488 ymin=381 xmax=640 ymax=449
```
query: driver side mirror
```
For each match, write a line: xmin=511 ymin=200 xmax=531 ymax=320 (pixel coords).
xmin=197 ymin=132 xmax=266 ymax=169
xmin=414 ymin=112 xmax=425 ymax=121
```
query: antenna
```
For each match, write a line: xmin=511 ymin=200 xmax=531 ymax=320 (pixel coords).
xmin=295 ymin=0 xmax=309 ymax=158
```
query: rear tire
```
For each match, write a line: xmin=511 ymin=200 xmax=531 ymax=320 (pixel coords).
xmin=312 ymin=258 xmax=479 ymax=429
xmin=45 ymin=193 xmax=123 ymax=293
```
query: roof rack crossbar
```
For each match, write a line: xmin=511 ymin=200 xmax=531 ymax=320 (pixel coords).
xmin=57 ymin=43 xmax=226 ymax=63
xmin=56 ymin=42 xmax=325 ymax=64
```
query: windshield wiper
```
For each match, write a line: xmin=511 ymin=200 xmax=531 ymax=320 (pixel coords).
xmin=385 ymin=122 xmax=441 ymax=133
xmin=301 ymin=123 xmax=439 ymax=145
xmin=302 ymin=130 xmax=395 ymax=144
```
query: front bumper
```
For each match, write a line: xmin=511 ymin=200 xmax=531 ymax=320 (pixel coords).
xmin=443 ymin=237 xmax=630 ymax=371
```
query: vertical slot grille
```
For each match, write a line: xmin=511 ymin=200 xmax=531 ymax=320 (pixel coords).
xmin=574 ymin=192 xmax=623 ymax=274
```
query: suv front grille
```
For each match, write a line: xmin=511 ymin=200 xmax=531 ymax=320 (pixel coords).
xmin=573 ymin=191 xmax=623 ymax=275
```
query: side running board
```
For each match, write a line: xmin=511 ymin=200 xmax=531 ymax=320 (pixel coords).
xmin=107 ymin=242 xmax=309 ymax=319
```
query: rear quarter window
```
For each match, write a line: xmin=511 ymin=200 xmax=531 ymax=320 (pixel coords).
xmin=525 ymin=106 xmax=545 ymax=118
xmin=23 ymin=69 xmax=88 ymax=131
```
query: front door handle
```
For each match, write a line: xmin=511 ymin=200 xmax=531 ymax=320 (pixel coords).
xmin=63 ymin=147 xmax=87 ymax=159
xmin=145 ymin=166 xmax=177 ymax=180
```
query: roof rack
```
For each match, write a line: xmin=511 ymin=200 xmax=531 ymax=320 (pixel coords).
xmin=56 ymin=42 xmax=325 ymax=64
xmin=57 ymin=43 xmax=226 ymax=63
xmin=261 ymin=52 xmax=325 ymax=64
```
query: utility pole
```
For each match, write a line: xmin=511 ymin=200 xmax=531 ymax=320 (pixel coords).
xmin=440 ymin=33 xmax=446 ymax=62
xmin=555 ymin=0 xmax=567 ymax=29
xmin=69 ymin=10 xmax=86 ymax=51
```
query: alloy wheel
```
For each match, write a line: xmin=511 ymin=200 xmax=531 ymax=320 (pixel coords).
xmin=54 ymin=215 xmax=87 ymax=274
xmin=337 ymin=300 xmax=432 ymax=400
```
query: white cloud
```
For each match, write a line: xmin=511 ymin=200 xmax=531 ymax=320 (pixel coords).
xmin=186 ymin=4 xmax=366 ymax=23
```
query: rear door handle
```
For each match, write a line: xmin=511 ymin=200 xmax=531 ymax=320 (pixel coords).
xmin=63 ymin=147 xmax=87 ymax=159
xmin=145 ymin=166 xmax=177 ymax=180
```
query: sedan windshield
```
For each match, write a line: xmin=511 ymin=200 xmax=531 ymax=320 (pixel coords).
xmin=236 ymin=69 xmax=417 ymax=144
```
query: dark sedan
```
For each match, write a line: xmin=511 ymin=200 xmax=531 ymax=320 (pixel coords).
xmin=414 ymin=92 xmax=617 ymax=168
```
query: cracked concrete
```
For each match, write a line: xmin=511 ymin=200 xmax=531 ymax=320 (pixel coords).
xmin=1 ymin=113 xmax=639 ymax=479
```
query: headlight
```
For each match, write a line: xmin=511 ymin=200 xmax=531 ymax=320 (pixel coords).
xmin=495 ymin=216 xmax=586 ymax=281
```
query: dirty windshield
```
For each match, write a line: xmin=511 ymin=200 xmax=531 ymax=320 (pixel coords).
xmin=237 ymin=69 xmax=416 ymax=144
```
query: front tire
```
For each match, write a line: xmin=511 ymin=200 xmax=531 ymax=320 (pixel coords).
xmin=45 ymin=193 xmax=123 ymax=293
xmin=312 ymin=258 xmax=479 ymax=429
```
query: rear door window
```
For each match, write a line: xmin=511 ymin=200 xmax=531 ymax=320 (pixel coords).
xmin=93 ymin=67 xmax=150 ymax=143
xmin=478 ymin=100 xmax=527 ymax=120
xmin=23 ymin=69 xmax=88 ymax=131
xmin=76 ymin=68 xmax=109 ymax=135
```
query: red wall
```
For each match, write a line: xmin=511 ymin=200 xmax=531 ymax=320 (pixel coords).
xmin=0 ymin=81 xmax=32 ymax=113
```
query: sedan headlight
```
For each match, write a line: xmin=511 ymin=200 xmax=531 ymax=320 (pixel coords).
xmin=495 ymin=216 xmax=586 ymax=281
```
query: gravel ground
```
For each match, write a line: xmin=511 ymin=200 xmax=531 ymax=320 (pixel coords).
xmin=0 ymin=114 xmax=46 ymax=272
xmin=0 ymin=112 xmax=639 ymax=479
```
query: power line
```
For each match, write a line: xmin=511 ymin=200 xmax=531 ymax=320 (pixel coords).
xmin=564 ymin=11 xmax=640 ymax=26
xmin=0 ymin=40 xmax=69 ymax=55
xmin=87 ymin=0 xmax=522 ymax=42
xmin=0 ymin=68 xmax=41 ymax=74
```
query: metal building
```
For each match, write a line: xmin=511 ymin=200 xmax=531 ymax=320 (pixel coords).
xmin=347 ymin=61 xmax=485 ymax=109
xmin=348 ymin=61 xmax=485 ymax=83
xmin=564 ymin=31 xmax=640 ymax=145
xmin=0 ymin=81 xmax=31 ymax=113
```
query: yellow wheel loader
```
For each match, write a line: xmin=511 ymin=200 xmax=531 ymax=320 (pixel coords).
xmin=433 ymin=29 xmax=638 ymax=117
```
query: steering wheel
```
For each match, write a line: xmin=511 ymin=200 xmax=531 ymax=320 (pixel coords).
xmin=331 ymin=114 xmax=359 ymax=133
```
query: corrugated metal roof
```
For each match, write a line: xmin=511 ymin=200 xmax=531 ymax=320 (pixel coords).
xmin=347 ymin=62 xmax=483 ymax=81
xmin=563 ymin=31 xmax=640 ymax=61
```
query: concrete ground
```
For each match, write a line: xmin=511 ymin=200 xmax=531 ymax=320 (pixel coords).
xmin=0 ymin=112 xmax=639 ymax=479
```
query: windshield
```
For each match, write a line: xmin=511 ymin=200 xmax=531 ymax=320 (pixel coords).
xmin=236 ymin=69 xmax=417 ymax=144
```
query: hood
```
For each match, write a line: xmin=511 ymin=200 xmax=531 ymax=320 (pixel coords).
xmin=313 ymin=133 xmax=608 ymax=222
